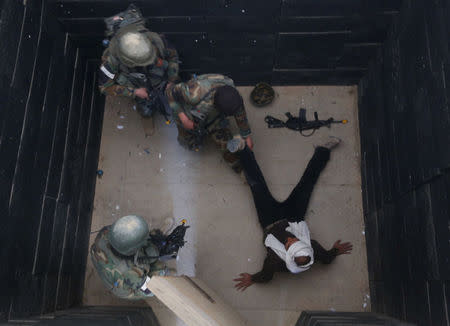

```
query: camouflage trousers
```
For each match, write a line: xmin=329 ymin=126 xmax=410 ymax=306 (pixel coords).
xmin=176 ymin=124 xmax=242 ymax=173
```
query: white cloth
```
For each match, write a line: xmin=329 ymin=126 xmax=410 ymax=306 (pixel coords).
xmin=264 ymin=221 xmax=314 ymax=274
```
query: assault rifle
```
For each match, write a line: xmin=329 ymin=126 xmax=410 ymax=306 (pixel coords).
xmin=136 ymin=220 xmax=190 ymax=265
xmin=150 ymin=220 xmax=190 ymax=258
xmin=265 ymin=108 xmax=348 ymax=136
xmin=188 ymin=110 xmax=224 ymax=151
xmin=127 ymin=72 xmax=172 ymax=124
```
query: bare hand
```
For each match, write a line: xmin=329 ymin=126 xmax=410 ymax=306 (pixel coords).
xmin=245 ymin=136 xmax=254 ymax=150
xmin=178 ymin=112 xmax=195 ymax=130
xmin=134 ymin=87 xmax=149 ymax=99
xmin=233 ymin=273 xmax=253 ymax=291
xmin=333 ymin=240 xmax=353 ymax=255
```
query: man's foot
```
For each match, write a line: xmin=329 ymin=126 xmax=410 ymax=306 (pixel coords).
xmin=141 ymin=116 xmax=155 ymax=137
xmin=320 ymin=136 xmax=341 ymax=150
xmin=226 ymin=136 xmax=246 ymax=153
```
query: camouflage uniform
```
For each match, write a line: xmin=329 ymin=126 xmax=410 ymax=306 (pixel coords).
xmin=90 ymin=226 xmax=167 ymax=300
xmin=166 ymin=74 xmax=251 ymax=168
xmin=98 ymin=24 xmax=179 ymax=115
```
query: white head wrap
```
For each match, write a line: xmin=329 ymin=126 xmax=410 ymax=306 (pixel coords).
xmin=264 ymin=221 xmax=314 ymax=274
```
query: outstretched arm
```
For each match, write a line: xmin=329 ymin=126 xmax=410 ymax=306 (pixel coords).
xmin=311 ymin=239 xmax=352 ymax=264
xmin=233 ymin=254 xmax=278 ymax=291
xmin=251 ymin=256 xmax=276 ymax=283
xmin=233 ymin=106 xmax=252 ymax=140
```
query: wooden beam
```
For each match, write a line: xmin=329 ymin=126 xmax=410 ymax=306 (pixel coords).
xmin=146 ymin=276 xmax=247 ymax=326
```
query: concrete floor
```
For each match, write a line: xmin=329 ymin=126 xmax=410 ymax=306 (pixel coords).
xmin=83 ymin=86 xmax=369 ymax=326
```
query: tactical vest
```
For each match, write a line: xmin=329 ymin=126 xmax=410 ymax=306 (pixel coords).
xmin=183 ymin=74 xmax=235 ymax=125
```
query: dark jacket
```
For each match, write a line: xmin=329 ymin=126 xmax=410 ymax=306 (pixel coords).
xmin=251 ymin=219 xmax=338 ymax=283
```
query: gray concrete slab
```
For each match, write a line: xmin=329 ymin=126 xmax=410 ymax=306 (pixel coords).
xmin=83 ymin=85 xmax=369 ymax=326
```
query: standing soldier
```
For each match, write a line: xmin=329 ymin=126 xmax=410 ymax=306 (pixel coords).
xmin=98 ymin=5 xmax=180 ymax=136
xmin=165 ymin=73 xmax=254 ymax=173
xmin=90 ymin=215 xmax=188 ymax=300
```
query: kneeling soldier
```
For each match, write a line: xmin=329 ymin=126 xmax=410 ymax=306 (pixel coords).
xmin=98 ymin=5 xmax=180 ymax=136
xmin=90 ymin=215 xmax=188 ymax=299
xmin=166 ymin=73 xmax=254 ymax=173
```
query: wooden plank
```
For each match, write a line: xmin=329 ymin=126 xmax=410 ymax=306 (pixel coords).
xmin=54 ymin=51 xmax=88 ymax=310
xmin=428 ymin=281 xmax=449 ymax=326
xmin=363 ymin=211 xmax=381 ymax=281
xmin=8 ymin=276 xmax=46 ymax=319
xmin=429 ymin=175 xmax=450 ymax=279
xmin=9 ymin=0 xmax=55 ymax=276
xmin=414 ymin=184 xmax=440 ymax=280
xmin=146 ymin=276 xmax=246 ymax=326
xmin=403 ymin=280 xmax=432 ymax=326
xmin=65 ymin=61 xmax=96 ymax=307
xmin=53 ymin=0 xmax=208 ymax=18
xmin=41 ymin=201 xmax=69 ymax=314
xmin=205 ymin=16 xmax=277 ymax=33
xmin=424 ymin=1 xmax=450 ymax=171
xmin=275 ymin=33 xmax=349 ymax=69
xmin=59 ymin=15 xmax=278 ymax=34
xmin=0 ymin=0 xmax=25 ymax=137
xmin=69 ymin=62 xmax=104 ymax=305
xmin=381 ymin=35 xmax=400 ymax=201
xmin=45 ymin=37 xmax=76 ymax=198
xmin=281 ymin=0 xmax=368 ymax=16
xmin=271 ymin=68 xmax=363 ymax=85
xmin=0 ymin=0 xmax=43 ymax=318
xmin=205 ymin=0 xmax=280 ymax=16
xmin=0 ymin=0 xmax=42 ymax=220
xmin=398 ymin=191 xmax=418 ymax=281
xmin=33 ymin=197 xmax=58 ymax=275
xmin=337 ymin=43 xmax=380 ymax=68
xmin=59 ymin=16 xmax=208 ymax=35
xmin=280 ymin=13 xmax=396 ymax=43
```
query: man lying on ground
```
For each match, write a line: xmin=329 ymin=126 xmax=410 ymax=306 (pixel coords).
xmin=231 ymin=137 xmax=352 ymax=290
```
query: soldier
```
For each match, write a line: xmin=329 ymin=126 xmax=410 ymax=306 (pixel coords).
xmin=165 ymin=73 xmax=254 ymax=173
xmin=98 ymin=5 xmax=180 ymax=136
xmin=90 ymin=215 xmax=188 ymax=300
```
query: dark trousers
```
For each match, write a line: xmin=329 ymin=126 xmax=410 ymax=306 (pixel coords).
xmin=240 ymin=147 xmax=330 ymax=229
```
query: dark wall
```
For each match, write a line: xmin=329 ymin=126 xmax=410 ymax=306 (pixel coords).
xmin=4 ymin=306 xmax=160 ymax=325
xmin=0 ymin=0 xmax=104 ymax=320
xmin=53 ymin=0 xmax=402 ymax=85
xmin=358 ymin=0 xmax=450 ymax=325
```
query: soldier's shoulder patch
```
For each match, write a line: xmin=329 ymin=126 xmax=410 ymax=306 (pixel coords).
xmin=100 ymin=63 xmax=116 ymax=80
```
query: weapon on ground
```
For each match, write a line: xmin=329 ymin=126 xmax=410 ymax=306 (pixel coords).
xmin=265 ymin=108 xmax=348 ymax=136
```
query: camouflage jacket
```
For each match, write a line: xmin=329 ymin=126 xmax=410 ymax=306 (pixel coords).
xmin=166 ymin=74 xmax=252 ymax=138
xmin=90 ymin=226 xmax=167 ymax=300
xmin=98 ymin=27 xmax=179 ymax=98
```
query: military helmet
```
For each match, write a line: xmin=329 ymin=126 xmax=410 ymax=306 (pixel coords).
xmin=111 ymin=25 xmax=156 ymax=67
xmin=250 ymin=82 xmax=275 ymax=107
xmin=109 ymin=215 xmax=149 ymax=256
